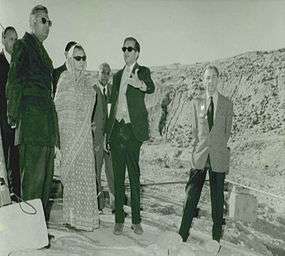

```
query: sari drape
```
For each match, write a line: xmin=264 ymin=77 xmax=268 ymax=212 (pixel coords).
xmin=54 ymin=55 xmax=99 ymax=230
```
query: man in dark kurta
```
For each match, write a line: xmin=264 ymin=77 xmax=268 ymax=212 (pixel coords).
xmin=0 ymin=26 xmax=20 ymax=199
xmin=6 ymin=5 xmax=59 ymax=218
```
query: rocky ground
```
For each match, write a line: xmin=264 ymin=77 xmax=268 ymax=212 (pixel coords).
xmin=139 ymin=137 xmax=285 ymax=256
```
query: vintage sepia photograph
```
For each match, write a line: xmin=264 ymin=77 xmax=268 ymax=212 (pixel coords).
xmin=0 ymin=0 xmax=284 ymax=255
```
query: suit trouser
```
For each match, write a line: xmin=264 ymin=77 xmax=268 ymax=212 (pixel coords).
xmin=110 ymin=120 xmax=142 ymax=224
xmin=0 ymin=122 xmax=21 ymax=198
xmin=20 ymin=144 xmax=54 ymax=219
xmin=179 ymin=166 xmax=225 ymax=242
xmin=94 ymin=144 xmax=115 ymax=210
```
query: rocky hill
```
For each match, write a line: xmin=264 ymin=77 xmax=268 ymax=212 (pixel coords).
xmin=147 ymin=48 xmax=285 ymax=143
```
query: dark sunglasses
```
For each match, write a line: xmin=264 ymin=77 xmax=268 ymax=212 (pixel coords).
xmin=122 ymin=47 xmax=136 ymax=52
xmin=40 ymin=17 xmax=52 ymax=27
xmin=73 ymin=56 xmax=87 ymax=61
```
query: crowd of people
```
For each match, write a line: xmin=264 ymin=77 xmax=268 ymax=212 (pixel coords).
xmin=0 ymin=4 xmax=233 ymax=247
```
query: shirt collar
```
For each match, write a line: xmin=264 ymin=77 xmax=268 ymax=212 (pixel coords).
xmin=206 ymin=90 xmax=218 ymax=103
xmin=125 ymin=62 xmax=136 ymax=73
xmin=98 ymin=81 xmax=108 ymax=94
xmin=3 ymin=48 xmax=11 ymax=64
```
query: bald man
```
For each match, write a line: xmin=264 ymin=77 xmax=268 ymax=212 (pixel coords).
xmin=92 ymin=63 xmax=115 ymax=212
xmin=179 ymin=65 xmax=233 ymax=243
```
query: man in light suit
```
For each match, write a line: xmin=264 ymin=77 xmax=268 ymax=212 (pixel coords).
xmin=179 ymin=65 xmax=233 ymax=243
xmin=106 ymin=37 xmax=155 ymax=235
xmin=0 ymin=26 xmax=20 ymax=200
xmin=92 ymin=62 xmax=115 ymax=212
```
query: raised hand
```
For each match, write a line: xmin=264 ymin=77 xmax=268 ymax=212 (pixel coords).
xmin=127 ymin=69 xmax=146 ymax=91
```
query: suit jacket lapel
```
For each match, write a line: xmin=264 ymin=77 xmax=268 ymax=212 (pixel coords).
xmin=110 ymin=69 xmax=123 ymax=119
xmin=131 ymin=63 xmax=139 ymax=75
xmin=114 ymin=68 xmax=123 ymax=102
xmin=0 ymin=51 xmax=9 ymax=67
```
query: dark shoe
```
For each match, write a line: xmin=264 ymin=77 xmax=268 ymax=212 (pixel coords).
xmin=212 ymin=224 xmax=222 ymax=242
xmin=179 ymin=232 xmax=188 ymax=242
xmin=42 ymin=233 xmax=54 ymax=249
xmin=131 ymin=223 xmax=143 ymax=235
xmin=113 ymin=223 xmax=124 ymax=235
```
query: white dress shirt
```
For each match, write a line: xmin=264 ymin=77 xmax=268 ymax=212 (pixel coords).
xmin=3 ymin=49 xmax=11 ymax=64
xmin=115 ymin=62 xmax=136 ymax=123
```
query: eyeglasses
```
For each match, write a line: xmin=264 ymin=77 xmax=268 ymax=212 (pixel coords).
xmin=122 ymin=47 xmax=136 ymax=52
xmin=40 ymin=17 xmax=52 ymax=27
xmin=73 ymin=56 xmax=87 ymax=61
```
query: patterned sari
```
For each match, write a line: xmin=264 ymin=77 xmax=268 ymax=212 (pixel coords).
xmin=54 ymin=48 xmax=99 ymax=231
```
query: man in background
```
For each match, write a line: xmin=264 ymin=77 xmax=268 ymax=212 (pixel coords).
xmin=0 ymin=26 xmax=20 ymax=200
xmin=92 ymin=62 xmax=115 ymax=213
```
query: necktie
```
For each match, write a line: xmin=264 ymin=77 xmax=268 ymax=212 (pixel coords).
xmin=207 ymin=96 xmax=214 ymax=131
xmin=103 ymin=87 xmax=107 ymax=101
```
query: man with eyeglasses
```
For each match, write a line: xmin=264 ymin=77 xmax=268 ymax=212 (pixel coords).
xmin=6 ymin=5 xmax=59 ymax=221
xmin=106 ymin=37 xmax=155 ymax=235
xmin=52 ymin=41 xmax=77 ymax=97
xmin=0 ymin=26 xmax=20 ymax=201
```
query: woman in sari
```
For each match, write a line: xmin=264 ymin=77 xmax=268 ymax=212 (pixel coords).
xmin=54 ymin=44 xmax=99 ymax=231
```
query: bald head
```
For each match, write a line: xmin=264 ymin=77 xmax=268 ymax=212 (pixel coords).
xmin=98 ymin=63 xmax=111 ymax=86
xmin=29 ymin=5 xmax=51 ymax=42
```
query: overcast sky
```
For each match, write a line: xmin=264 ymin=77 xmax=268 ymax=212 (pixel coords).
xmin=1 ymin=0 xmax=285 ymax=70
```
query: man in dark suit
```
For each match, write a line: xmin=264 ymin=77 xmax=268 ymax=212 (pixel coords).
xmin=0 ymin=26 xmax=20 ymax=200
xmin=106 ymin=37 xmax=155 ymax=235
xmin=52 ymin=41 xmax=77 ymax=96
xmin=179 ymin=65 xmax=233 ymax=244
xmin=6 ymin=5 xmax=59 ymax=219
xmin=92 ymin=62 xmax=115 ymax=212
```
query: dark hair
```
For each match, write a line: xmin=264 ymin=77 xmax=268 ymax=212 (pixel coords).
xmin=30 ymin=5 xmax=48 ymax=15
xmin=65 ymin=41 xmax=77 ymax=52
xmin=123 ymin=37 xmax=140 ymax=52
xmin=204 ymin=65 xmax=219 ymax=77
xmin=2 ymin=26 xmax=16 ymax=38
